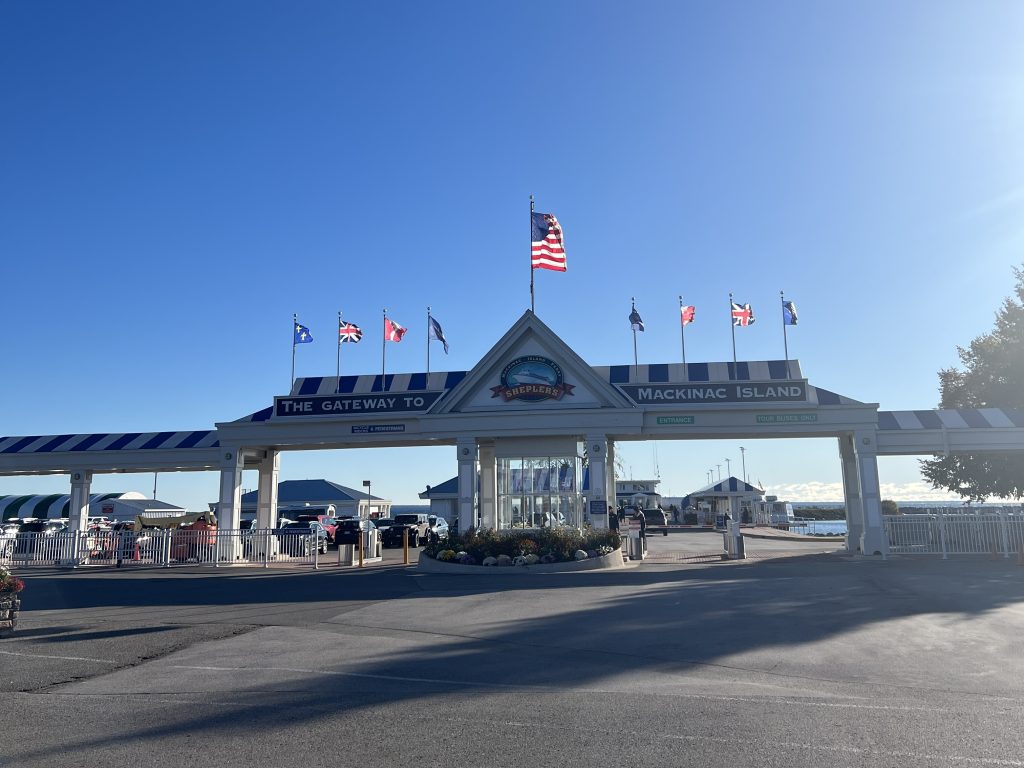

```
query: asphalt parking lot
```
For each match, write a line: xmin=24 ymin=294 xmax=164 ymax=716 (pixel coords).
xmin=2 ymin=536 xmax=1023 ymax=768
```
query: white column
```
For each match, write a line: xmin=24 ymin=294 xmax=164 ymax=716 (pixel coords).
xmin=479 ymin=441 xmax=497 ymax=530
xmin=838 ymin=435 xmax=864 ymax=553
xmin=217 ymin=448 xmax=245 ymax=531
xmin=68 ymin=471 xmax=92 ymax=533
xmin=256 ymin=451 xmax=280 ymax=529
xmin=606 ymin=439 xmax=617 ymax=511
xmin=456 ymin=438 xmax=477 ymax=533
xmin=854 ymin=430 xmax=888 ymax=556
xmin=586 ymin=435 xmax=609 ymax=529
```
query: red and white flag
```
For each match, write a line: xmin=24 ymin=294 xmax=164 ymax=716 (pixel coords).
xmin=384 ymin=318 xmax=407 ymax=342
xmin=680 ymin=305 xmax=696 ymax=326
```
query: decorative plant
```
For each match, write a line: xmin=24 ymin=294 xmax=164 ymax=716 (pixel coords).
xmin=423 ymin=527 xmax=621 ymax=565
xmin=0 ymin=566 xmax=24 ymax=595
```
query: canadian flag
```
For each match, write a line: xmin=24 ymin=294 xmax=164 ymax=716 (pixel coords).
xmin=384 ymin=317 xmax=407 ymax=342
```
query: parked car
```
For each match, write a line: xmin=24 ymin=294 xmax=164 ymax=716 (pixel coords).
xmin=169 ymin=518 xmax=218 ymax=562
xmin=278 ymin=521 xmax=329 ymax=555
xmin=295 ymin=514 xmax=338 ymax=543
xmin=334 ymin=518 xmax=376 ymax=547
xmin=14 ymin=520 xmax=66 ymax=555
xmin=0 ymin=523 xmax=17 ymax=557
xmin=427 ymin=515 xmax=449 ymax=541
xmin=387 ymin=513 xmax=432 ymax=547
xmin=373 ymin=518 xmax=396 ymax=537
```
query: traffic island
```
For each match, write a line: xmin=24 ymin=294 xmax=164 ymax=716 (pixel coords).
xmin=417 ymin=547 xmax=626 ymax=573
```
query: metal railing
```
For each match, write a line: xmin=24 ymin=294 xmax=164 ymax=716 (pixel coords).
xmin=885 ymin=512 xmax=1024 ymax=559
xmin=4 ymin=529 xmax=329 ymax=569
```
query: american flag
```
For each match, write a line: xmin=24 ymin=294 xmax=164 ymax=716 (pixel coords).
xmin=384 ymin=317 xmax=407 ymax=342
xmin=680 ymin=305 xmax=696 ymax=326
xmin=731 ymin=302 xmax=755 ymax=327
xmin=338 ymin=321 xmax=362 ymax=343
xmin=531 ymin=212 xmax=566 ymax=272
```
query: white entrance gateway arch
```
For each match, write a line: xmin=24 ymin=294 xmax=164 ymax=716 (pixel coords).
xmin=3 ymin=311 xmax=1024 ymax=557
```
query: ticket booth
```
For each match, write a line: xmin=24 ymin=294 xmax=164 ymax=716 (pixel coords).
xmin=495 ymin=438 xmax=584 ymax=531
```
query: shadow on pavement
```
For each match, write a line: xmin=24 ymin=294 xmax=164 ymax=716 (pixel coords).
xmin=6 ymin=554 xmax=1024 ymax=764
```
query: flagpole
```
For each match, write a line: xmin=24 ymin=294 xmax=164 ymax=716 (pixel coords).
xmin=426 ymin=306 xmax=431 ymax=376
xmin=781 ymin=290 xmax=791 ymax=379
xmin=381 ymin=308 xmax=387 ymax=393
xmin=679 ymin=295 xmax=687 ymax=366
xmin=631 ymin=297 xmax=639 ymax=374
xmin=529 ymin=195 xmax=535 ymax=313
xmin=337 ymin=310 xmax=342 ymax=378
xmin=729 ymin=293 xmax=737 ymax=377
xmin=291 ymin=313 xmax=297 ymax=389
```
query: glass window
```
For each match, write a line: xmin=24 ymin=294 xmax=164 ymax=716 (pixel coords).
xmin=496 ymin=455 xmax=582 ymax=531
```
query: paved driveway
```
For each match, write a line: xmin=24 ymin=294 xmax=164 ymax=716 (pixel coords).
xmin=2 ymin=545 xmax=1023 ymax=767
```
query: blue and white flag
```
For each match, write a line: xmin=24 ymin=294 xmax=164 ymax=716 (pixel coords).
xmin=429 ymin=316 xmax=449 ymax=354
xmin=783 ymin=301 xmax=798 ymax=326
xmin=294 ymin=322 xmax=313 ymax=344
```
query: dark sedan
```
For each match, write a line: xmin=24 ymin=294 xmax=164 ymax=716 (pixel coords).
xmin=334 ymin=518 xmax=375 ymax=546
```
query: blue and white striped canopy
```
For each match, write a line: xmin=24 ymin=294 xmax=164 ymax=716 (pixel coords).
xmin=0 ymin=430 xmax=218 ymax=456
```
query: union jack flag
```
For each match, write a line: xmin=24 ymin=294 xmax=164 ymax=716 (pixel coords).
xmin=531 ymin=212 xmax=566 ymax=272
xmin=731 ymin=302 xmax=755 ymax=327
xmin=338 ymin=321 xmax=362 ymax=343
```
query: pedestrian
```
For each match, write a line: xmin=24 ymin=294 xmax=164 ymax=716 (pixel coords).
xmin=115 ymin=527 xmax=128 ymax=568
xmin=634 ymin=507 xmax=647 ymax=552
xmin=608 ymin=505 xmax=619 ymax=533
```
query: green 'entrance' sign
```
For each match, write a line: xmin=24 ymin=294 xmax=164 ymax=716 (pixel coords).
xmin=656 ymin=416 xmax=695 ymax=425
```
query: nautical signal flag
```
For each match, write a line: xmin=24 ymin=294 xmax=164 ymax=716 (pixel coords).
xmin=680 ymin=305 xmax=696 ymax=326
xmin=629 ymin=307 xmax=645 ymax=332
xmin=429 ymin=316 xmax=449 ymax=354
xmin=294 ymin=322 xmax=313 ymax=344
xmin=783 ymin=301 xmax=798 ymax=326
xmin=731 ymin=302 xmax=755 ymax=327
xmin=339 ymin=321 xmax=363 ymax=343
xmin=384 ymin=318 xmax=407 ymax=342
xmin=531 ymin=212 xmax=566 ymax=272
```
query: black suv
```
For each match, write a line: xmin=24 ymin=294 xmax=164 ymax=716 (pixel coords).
xmin=638 ymin=508 xmax=669 ymax=536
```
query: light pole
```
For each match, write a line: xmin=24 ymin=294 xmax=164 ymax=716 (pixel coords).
xmin=740 ymin=447 xmax=747 ymax=484
xmin=716 ymin=464 xmax=722 ymax=482
xmin=724 ymin=458 xmax=731 ymax=480
xmin=362 ymin=480 xmax=371 ymax=519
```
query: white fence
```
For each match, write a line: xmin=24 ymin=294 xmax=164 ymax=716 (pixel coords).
xmin=0 ymin=529 xmax=330 ymax=569
xmin=885 ymin=512 xmax=1024 ymax=558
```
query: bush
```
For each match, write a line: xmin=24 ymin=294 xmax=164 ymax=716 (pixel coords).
xmin=0 ymin=566 xmax=24 ymax=594
xmin=424 ymin=527 xmax=621 ymax=564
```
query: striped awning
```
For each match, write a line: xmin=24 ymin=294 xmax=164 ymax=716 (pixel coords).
xmin=878 ymin=409 xmax=1024 ymax=430
xmin=0 ymin=430 xmax=219 ymax=455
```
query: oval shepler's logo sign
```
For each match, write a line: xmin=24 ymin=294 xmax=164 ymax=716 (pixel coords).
xmin=491 ymin=356 xmax=575 ymax=402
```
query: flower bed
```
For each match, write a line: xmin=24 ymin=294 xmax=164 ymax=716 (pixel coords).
xmin=0 ymin=566 xmax=24 ymax=636
xmin=419 ymin=528 xmax=625 ymax=572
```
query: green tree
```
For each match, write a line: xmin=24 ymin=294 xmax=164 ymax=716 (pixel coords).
xmin=881 ymin=499 xmax=900 ymax=516
xmin=920 ymin=265 xmax=1024 ymax=500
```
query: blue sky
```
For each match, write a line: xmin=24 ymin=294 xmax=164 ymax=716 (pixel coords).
xmin=2 ymin=2 xmax=1022 ymax=509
